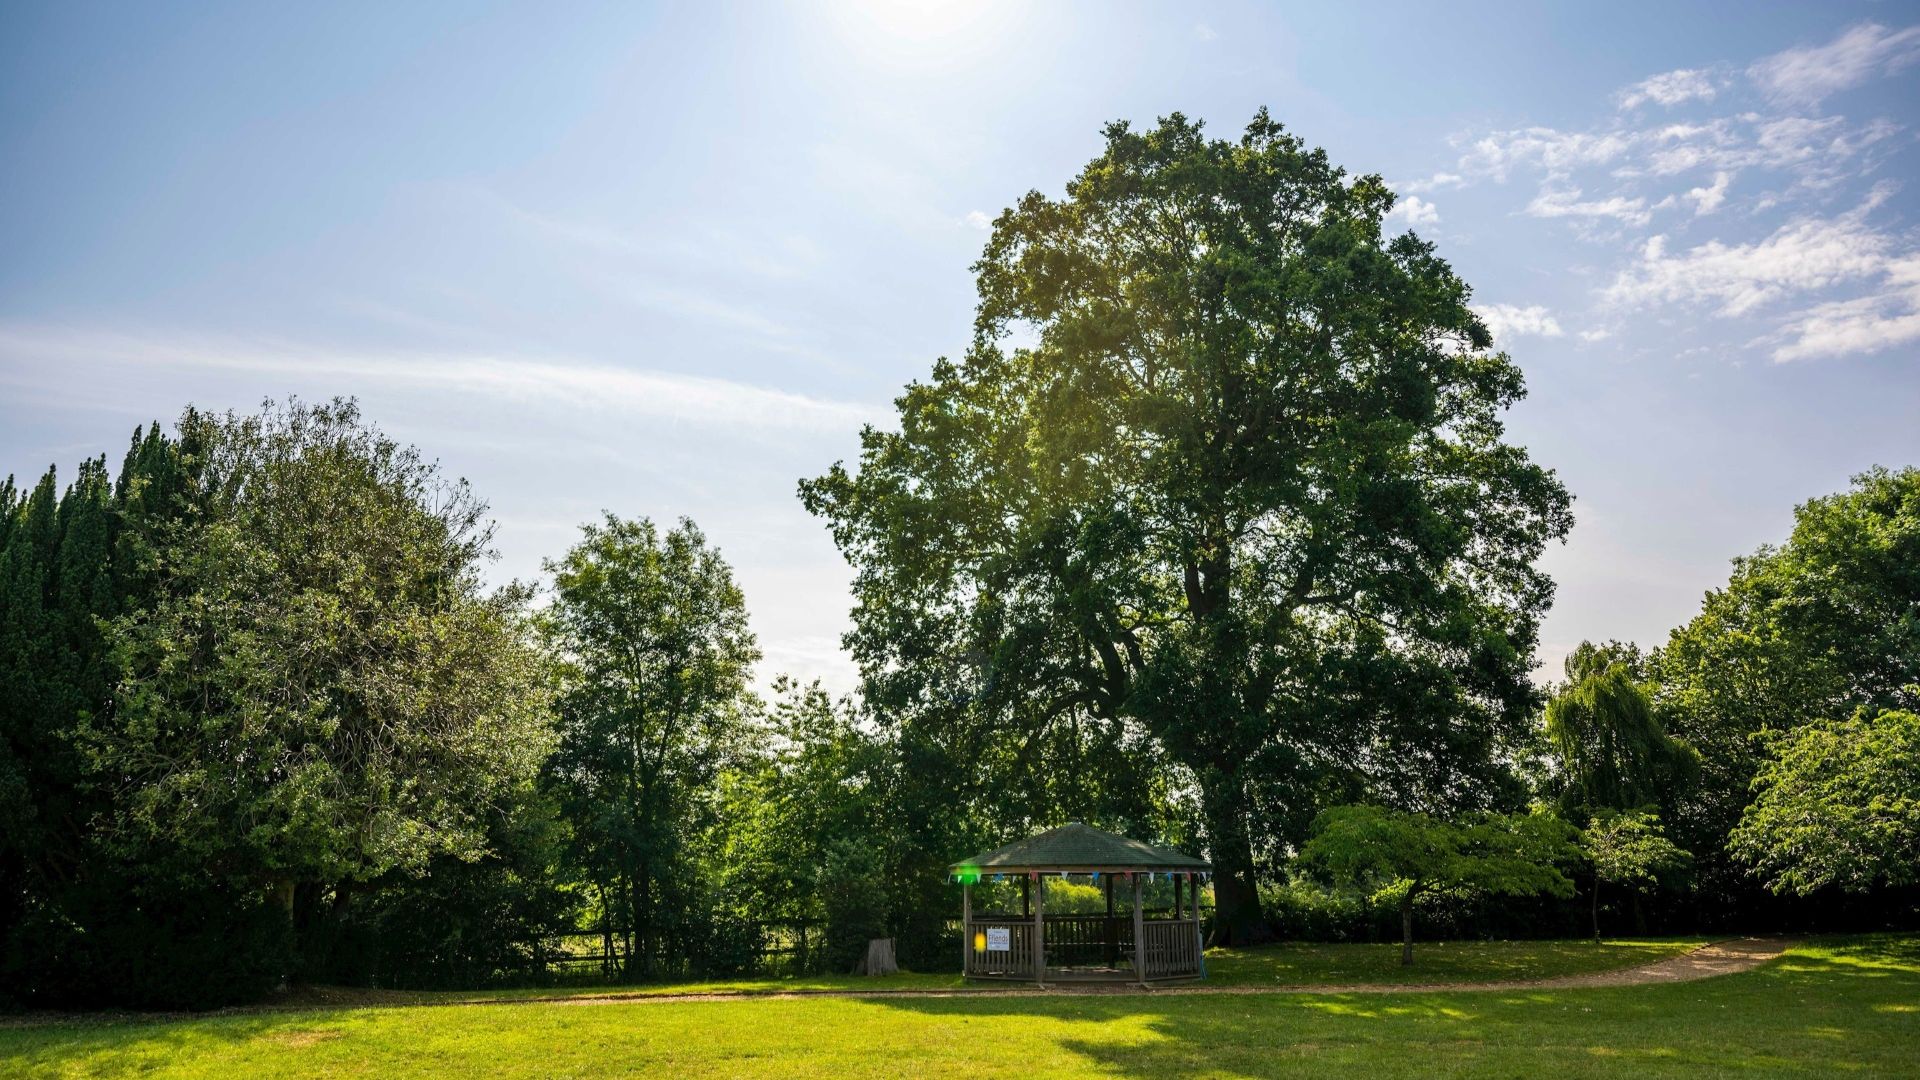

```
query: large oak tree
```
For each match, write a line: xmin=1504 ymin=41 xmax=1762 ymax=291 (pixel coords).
xmin=801 ymin=112 xmax=1571 ymax=941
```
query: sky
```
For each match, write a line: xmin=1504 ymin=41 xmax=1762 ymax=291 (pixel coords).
xmin=3 ymin=1 xmax=1918 ymax=692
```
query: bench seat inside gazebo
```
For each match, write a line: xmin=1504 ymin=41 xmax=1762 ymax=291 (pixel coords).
xmin=952 ymin=823 xmax=1210 ymax=985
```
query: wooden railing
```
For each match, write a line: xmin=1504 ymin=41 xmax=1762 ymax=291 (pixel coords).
xmin=963 ymin=918 xmax=1036 ymax=979
xmin=1041 ymin=914 xmax=1127 ymax=967
xmin=1139 ymin=918 xmax=1203 ymax=980
xmin=962 ymin=914 xmax=1202 ymax=981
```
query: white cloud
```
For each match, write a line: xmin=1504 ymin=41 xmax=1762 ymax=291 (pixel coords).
xmin=1388 ymin=194 xmax=1439 ymax=226
xmin=1193 ymin=23 xmax=1218 ymax=42
xmin=1598 ymin=185 xmax=1920 ymax=362
xmin=1399 ymin=171 xmax=1464 ymax=193
xmin=1525 ymin=187 xmax=1652 ymax=227
xmin=1684 ymin=171 xmax=1731 ymax=215
xmin=1474 ymin=304 xmax=1565 ymax=342
xmin=1578 ymin=328 xmax=1613 ymax=343
xmin=1772 ymin=254 xmax=1920 ymax=362
xmin=0 ymin=325 xmax=880 ymax=435
xmin=1458 ymin=128 xmax=1634 ymax=182
xmin=964 ymin=209 xmax=993 ymax=230
xmin=1618 ymin=68 xmax=1719 ymax=109
xmin=1749 ymin=22 xmax=1920 ymax=105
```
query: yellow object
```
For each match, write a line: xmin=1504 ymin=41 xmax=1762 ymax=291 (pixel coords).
xmin=973 ymin=932 xmax=987 ymax=953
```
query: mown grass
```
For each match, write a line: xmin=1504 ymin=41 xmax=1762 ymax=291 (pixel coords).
xmin=285 ymin=936 xmax=1704 ymax=1006
xmin=1202 ymin=936 xmax=1705 ymax=986
xmin=4 ymin=936 xmax=1913 ymax=1078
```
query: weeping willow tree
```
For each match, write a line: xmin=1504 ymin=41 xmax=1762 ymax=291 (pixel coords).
xmin=1544 ymin=641 xmax=1698 ymax=815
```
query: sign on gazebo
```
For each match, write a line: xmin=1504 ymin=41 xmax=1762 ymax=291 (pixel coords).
xmin=950 ymin=822 xmax=1210 ymax=985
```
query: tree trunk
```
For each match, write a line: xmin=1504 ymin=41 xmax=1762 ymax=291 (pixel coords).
xmin=1591 ymin=878 xmax=1602 ymax=942
xmin=854 ymin=938 xmax=898 ymax=976
xmin=1199 ymin=769 xmax=1271 ymax=946
xmin=1400 ymin=892 xmax=1415 ymax=966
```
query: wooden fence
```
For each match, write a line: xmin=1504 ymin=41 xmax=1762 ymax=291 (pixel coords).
xmin=1139 ymin=918 xmax=1204 ymax=980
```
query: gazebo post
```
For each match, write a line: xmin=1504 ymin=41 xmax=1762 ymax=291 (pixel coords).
xmin=961 ymin=880 xmax=971 ymax=977
xmin=1131 ymin=871 xmax=1145 ymax=985
xmin=1104 ymin=874 xmax=1116 ymax=967
xmin=1032 ymin=872 xmax=1046 ymax=987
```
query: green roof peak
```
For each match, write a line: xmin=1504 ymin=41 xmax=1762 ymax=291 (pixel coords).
xmin=950 ymin=822 xmax=1209 ymax=872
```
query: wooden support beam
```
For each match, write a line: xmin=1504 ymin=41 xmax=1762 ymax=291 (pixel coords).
xmin=961 ymin=882 xmax=971 ymax=977
xmin=1032 ymin=873 xmax=1046 ymax=987
xmin=1104 ymin=874 xmax=1116 ymax=967
xmin=1131 ymin=872 xmax=1145 ymax=985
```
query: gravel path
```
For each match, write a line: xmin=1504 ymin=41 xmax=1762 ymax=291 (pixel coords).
xmin=536 ymin=937 xmax=1799 ymax=1006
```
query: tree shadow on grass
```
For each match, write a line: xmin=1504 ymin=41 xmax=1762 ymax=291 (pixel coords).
xmin=1 ymin=1010 xmax=369 ymax=1078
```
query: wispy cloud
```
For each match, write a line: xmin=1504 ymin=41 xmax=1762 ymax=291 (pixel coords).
xmin=1771 ymin=254 xmax=1920 ymax=362
xmin=1398 ymin=171 xmax=1463 ymax=194
xmin=1525 ymin=187 xmax=1651 ymax=227
xmin=1604 ymin=187 xmax=1894 ymax=317
xmin=0 ymin=325 xmax=880 ymax=435
xmin=1748 ymin=22 xmax=1920 ymax=105
xmin=1617 ymin=67 xmax=1719 ymax=110
xmin=1683 ymin=171 xmax=1731 ymax=215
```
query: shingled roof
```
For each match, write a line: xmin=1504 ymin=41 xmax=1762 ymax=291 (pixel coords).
xmin=950 ymin=822 xmax=1210 ymax=873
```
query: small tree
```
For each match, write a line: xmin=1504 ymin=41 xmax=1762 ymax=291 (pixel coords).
xmin=1301 ymin=805 xmax=1576 ymax=965
xmin=1582 ymin=810 xmax=1690 ymax=941
xmin=1544 ymin=643 xmax=1698 ymax=813
xmin=1730 ymin=707 xmax=1920 ymax=896
xmin=543 ymin=514 xmax=761 ymax=979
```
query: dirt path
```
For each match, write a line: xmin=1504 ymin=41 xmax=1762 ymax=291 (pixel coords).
xmin=529 ymin=937 xmax=1799 ymax=1006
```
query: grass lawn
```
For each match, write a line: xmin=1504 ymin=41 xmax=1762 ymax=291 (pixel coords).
xmin=1201 ymin=936 xmax=1704 ymax=986
xmin=3 ymin=936 xmax=1914 ymax=1078
xmin=284 ymin=936 xmax=1705 ymax=1006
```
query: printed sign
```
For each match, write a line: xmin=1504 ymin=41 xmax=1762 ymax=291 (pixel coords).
xmin=986 ymin=927 xmax=1011 ymax=952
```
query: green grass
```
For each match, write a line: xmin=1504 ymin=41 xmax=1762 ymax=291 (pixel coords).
xmin=4 ymin=936 xmax=1914 ymax=1078
xmin=1203 ymin=937 xmax=1706 ymax=986
xmin=288 ymin=936 xmax=1703 ymax=1005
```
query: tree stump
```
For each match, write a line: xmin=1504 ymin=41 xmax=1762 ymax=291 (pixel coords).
xmin=853 ymin=937 xmax=898 ymax=976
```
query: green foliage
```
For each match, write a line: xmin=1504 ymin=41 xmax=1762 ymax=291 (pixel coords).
xmin=1543 ymin=645 xmax=1698 ymax=814
xmin=708 ymin=677 xmax=903 ymax=972
xmin=801 ymin=109 xmax=1572 ymax=943
xmin=1583 ymin=810 xmax=1690 ymax=939
xmin=1730 ymin=708 xmax=1920 ymax=897
xmin=1301 ymin=804 xmax=1576 ymax=962
xmin=542 ymin=514 xmax=761 ymax=979
xmin=2 ymin=403 xmax=562 ymax=1008
xmin=95 ymin=399 xmax=554 ymax=909
xmin=1653 ymin=467 xmax=1920 ymax=871
xmin=1586 ymin=810 xmax=1691 ymax=892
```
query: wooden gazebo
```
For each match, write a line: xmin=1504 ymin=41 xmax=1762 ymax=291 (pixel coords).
xmin=951 ymin=823 xmax=1209 ymax=985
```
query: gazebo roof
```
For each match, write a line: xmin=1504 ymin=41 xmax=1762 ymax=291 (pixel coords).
xmin=950 ymin=822 xmax=1210 ymax=874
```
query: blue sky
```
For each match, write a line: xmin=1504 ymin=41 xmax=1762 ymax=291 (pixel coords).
xmin=3 ymin=1 xmax=1918 ymax=690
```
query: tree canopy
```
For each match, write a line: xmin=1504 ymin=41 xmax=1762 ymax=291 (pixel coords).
xmin=1653 ymin=466 xmax=1920 ymax=889
xmin=1300 ymin=804 xmax=1576 ymax=964
xmin=801 ymin=110 xmax=1572 ymax=942
xmin=1544 ymin=642 xmax=1698 ymax=815
xmin=1582 ymin=810 xmax=1690 ymax=940
xmin=543 ymin=514 xmax=762 ymax=977
xmin=1730 ymin=708 xmax=1920 ymax=897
